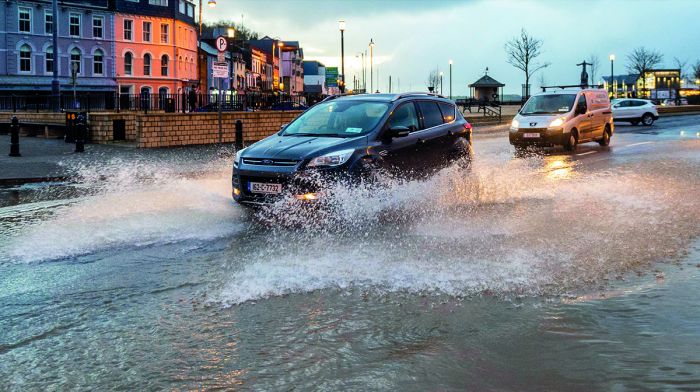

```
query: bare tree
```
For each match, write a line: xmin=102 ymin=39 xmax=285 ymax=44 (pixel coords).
xmin=626 ymin=47 xmax=663 ymax=93
xmin=505 ymin=28 xmax=550 ymax=99
xmin=202 ymin=20 xmax=259 ymax=41
xmin=673 ymin=57 xmax=688 ymax=81
xmin=589 ymin=54 xmax=600 ymax=86
xmin=537 ymin=73 xmax=547 ymax=89
xmin=693 ymin=60 xmax=700 ymax=82
xmin=425 ymin=69 xmax=440 ymax=92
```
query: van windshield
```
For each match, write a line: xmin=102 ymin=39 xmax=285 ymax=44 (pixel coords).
xmin=520 ymin=94 xmax=577 ymax=115
xmin=282 ymin=100 xmax=389 ymax=137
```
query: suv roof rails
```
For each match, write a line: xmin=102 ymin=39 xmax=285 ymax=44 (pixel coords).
xmin=320 ymin=93 xmax=352 ymax=102
xmin=392 ymin=92 xmax=446 ymax=101
xmin=541 ymin=84 xmax=605 ymax=92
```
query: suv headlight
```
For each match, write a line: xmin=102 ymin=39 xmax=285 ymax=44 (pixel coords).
xmin=548 ymin=117 xmax=565 ymax=128
xmin=233 ymin=148 xmax=246 ymax=168
xmin=307 ymin=149 xmax=354 ymax=168
xmin=510 ymin=119 xmax=519 ymax=131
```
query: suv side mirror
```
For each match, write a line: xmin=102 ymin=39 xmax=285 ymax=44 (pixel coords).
xmin=389 ymin=126 xmax=410 ymax=138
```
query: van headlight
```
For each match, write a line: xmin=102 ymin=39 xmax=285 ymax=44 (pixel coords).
xmin=307 ymin=149 xmax=354 ymax=168
xmin=510 ymin=119 xmax=519 ymax=131
xmin=548 ymin=117 xmax=565 ymax=128
xmin=233 ymin=147 xmax=247 ymax=168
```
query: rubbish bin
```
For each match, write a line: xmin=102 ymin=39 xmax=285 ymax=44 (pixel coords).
xmin=164 ymin=98 xmax=176 ymax=113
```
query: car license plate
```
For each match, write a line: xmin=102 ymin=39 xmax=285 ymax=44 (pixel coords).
xmin=523 ymin=133 xmax=540 ymax=138
xmin=249 ymin=182 xmax=282 ymax=194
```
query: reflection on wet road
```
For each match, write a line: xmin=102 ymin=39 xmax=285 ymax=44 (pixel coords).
xmin=1 ymin=115 xmax=699 ymax=390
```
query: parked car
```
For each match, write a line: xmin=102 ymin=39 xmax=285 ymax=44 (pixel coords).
xmin=232 ymin=93 xmax=472 ymax=205
xmin=270 ymin=101 xmax=309 ymax=111
xmin=611 ymin=98 xmax=659 ymax=126
xmin=509 ymin=88 xmax=614 ymax=151
xmin=661 ymin=98 xmax=688 ymax=106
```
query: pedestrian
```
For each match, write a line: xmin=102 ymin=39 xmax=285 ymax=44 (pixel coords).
xmin=188 ymin=85 xmax=197 ymax=112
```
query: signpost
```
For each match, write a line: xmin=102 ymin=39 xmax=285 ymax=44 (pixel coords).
xmin=326 ymin=67 xmax=339 ymax=89
xmin=214 ymin=36 xmax=229 ymax=143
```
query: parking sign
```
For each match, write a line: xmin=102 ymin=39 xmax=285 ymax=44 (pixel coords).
xmin=215 ymin=36 xmax=228 ymax=52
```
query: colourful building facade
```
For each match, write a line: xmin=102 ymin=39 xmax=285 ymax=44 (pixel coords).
xmin=112 ymin=0 xmax=197 ymax=97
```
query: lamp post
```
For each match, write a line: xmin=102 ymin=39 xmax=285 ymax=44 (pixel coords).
xmin=369 ymin=39 xmax=375 ymax=93
xmin=356 ymin=52 xmax=365 ymax=92
xmin=609 ymin=54 xmax=615 ymax=98
xmin=339 ymin=19 xmax=346 ymax=93
xmin=51 ymin=0 xmax=59 ymax=111
xmin=439 ymin=71 xmax=444 ymax=95
xmin=448 ymin=59 xmax=453 ymax=100
xmin=199 ymin=0 xmax=216 ymax=36
xmin=227 ymin=27 xmax=235 ymax=94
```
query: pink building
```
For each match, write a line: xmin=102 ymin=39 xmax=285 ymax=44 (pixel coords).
xmin=114 ymin=8 xmax=197 ymax=98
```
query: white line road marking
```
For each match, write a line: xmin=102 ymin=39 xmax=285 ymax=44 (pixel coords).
xmin=576 ymin=151 xmax=597 ymax=156
xmin=620 ymin=141 xmax=654 ymax=149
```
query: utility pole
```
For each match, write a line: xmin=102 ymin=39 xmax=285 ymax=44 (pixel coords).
xmin=339 ymin=20 xmax=346 ymax=93
xmin=369 ymin=39 xmax=375 ymax=93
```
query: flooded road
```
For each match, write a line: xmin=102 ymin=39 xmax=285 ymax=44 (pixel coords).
xmin=1 ymin=116 xmax=699 ymax=390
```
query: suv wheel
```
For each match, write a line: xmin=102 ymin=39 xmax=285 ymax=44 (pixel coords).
xmin=642 ymin=113 xmax=654 ymax=126
xmin=564 ymin=131 xmax=578 ymax=152
xmin=598 ymin=127 xmax=611 ymax=146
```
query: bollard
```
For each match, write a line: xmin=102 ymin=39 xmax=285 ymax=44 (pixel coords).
xmin=235 ymin=120 xmax=243 ymax=150
xmin=74 ymin=114 xmax=86 ymax=153
xmin=9 ymin=116 xmax=21 ymax=157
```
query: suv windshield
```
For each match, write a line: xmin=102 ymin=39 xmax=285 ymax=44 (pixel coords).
xmin=282 ymin=100 xmax=390 ymax=137
xmin=521 ymin=94 xmax=577 ymax=115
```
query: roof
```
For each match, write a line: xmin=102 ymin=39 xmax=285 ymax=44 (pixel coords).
xmin=602 ymin=74 xmax=639 ymax=85
xmin=199 ymin=41 xmax=231 ymax=59
xmin=469 ymin=74 xmax=505 ymax=88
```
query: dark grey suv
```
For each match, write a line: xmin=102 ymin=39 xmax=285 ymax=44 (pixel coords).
xmin=232 ymin=93 xmax=473 ymax=205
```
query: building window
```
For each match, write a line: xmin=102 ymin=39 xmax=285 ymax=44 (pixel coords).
xmin=143 ymin=21 xmax=151 ymax=42
xmin=93 ymin=49 xmax=104 ymax=75
xmin=123 ymin=20 xmax=133 ymax=41
xmin=69 ymin=13 xmax=80 ymax=37
xmin=144 ymin=53 xmax=151 ymax=75
xmin=45 ymin=46 xmax=53 ymax=73
xmin=19 ymin=45 xmax=31 ymax=72
xmin=161 ymin=55 xmax=168 ymax=76
xmin=44 ymin=10 xmax=53 ymax=34
xmin=19 ymin=8 xmax=31 ymax=33
xmin=124 ymin=52 xmax=133 ymax=75
xmin=186 ymin=2 xmax=194 ymax=17
xmin=93 ymin=16 xmax=104 ymax=38
xmin=149 ymin=0 xmax=168 ymax=6
xmin=179 ymin=0 xmax=185 ymax=13
xmin=160 ymin=23 xmax=169 ymax=43
xmin=70 ymin=48 xmax=81 ymax=74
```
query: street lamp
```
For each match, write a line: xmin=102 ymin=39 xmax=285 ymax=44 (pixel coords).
xmin=339 ymin=19 xmax=346 ymax=93
xmin=356 ymin=52 xmax=365 ymax=92
xmin=448 ymin=59 xmax=453 ymax=100
xmin=369 ymin=39 xmax=375 ymax=93
xmin=609 ymin=54 xmax=615 ymax=98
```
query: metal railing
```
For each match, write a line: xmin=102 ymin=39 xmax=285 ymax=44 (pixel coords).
xmin=0 ymin=92 xmax=312 ymax=113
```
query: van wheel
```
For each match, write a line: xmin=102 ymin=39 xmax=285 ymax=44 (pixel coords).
xmin=598 ymin=127 xmax=611 ymax=146
xmin=564 ymin=130 xmax=578 ymax=152
xmin=642 ymin=113 xmax=654 ymax=126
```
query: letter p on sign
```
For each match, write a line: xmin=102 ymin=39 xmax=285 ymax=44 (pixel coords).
xmin=216 ymin=36 xmax=228 ymax=52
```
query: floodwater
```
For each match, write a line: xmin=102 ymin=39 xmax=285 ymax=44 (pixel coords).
xmin=1 ymin=117 xmax=700 ymax=390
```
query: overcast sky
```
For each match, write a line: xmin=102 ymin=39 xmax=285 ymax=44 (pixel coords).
xmin=203 ymin=0 xmax=700 ymax=95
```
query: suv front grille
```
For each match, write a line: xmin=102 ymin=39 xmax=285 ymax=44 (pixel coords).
xmin=242 ymin=158 xmax=300 ymax=167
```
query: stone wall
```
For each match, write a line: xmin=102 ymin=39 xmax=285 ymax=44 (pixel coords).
xmin=136 ymin=111 xmax=303 ymax=148
xmin=88 ymin=113 xmax=137 ymax=143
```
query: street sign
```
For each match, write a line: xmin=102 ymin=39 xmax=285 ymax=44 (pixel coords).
xmin=212 ymin=62 xmax=229 ymax=78
xmin=326 ymin=67 xmax=338 ymax=87
xmin=215 ymin=36 xmax=228 ymax=52
xmin=217 ymin=51 xmax=225 ymax=63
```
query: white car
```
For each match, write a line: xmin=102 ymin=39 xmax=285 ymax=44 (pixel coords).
xmin=611 ymin=99 xmax=658 ymax=126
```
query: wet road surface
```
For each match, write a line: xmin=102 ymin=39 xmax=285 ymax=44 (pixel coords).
xmin=1 ymin=115 xmax=699 ymax=390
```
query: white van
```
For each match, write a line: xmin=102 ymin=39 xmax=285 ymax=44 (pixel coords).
xmin=509 ymin=88 xmax=614 ymax=151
